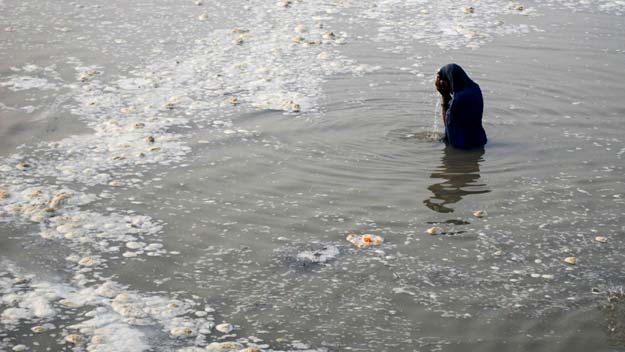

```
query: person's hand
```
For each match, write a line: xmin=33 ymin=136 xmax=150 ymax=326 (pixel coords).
xmin=435 ymin=74 xmax=451 ymax=101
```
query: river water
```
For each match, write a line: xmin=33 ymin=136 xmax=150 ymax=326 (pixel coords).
xmin=1 ymin=0 xmax=625 ymax=351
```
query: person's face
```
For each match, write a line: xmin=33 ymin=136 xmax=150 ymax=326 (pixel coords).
xmin=435 ymin=73 xmax=451 ymax=95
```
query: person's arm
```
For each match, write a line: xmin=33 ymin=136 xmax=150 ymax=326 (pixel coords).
xmin=441 ymin=94 xmax=451 ymax=128
xmin=435 ymin=74 xmax=452 ymax=127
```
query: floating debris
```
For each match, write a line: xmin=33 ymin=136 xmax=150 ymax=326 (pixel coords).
xmin=78 ymin=256 xmax=94 ymax=266
xmin=294 ymin=24 xmax=307 ymax=33
xmin=296 ymin=245 xmax=339 ymax=264
xmin=279 ymin=0 xmax=292 ymax=8
xmin=226 ymin=96 xmax=239 ymax=105
xmin=198 ymin=13 xmax=209 ymax=21
xmin=322 ymin=31 xmax=336 ymax=40
xmin=194 ymin=0 xmax=202 ymax=5
xmin=145 ymin=136 xmax=155 ymax=144
xmin=78 ymin=69 xmax=99 ymax=82
xmin=215 ymin=323 xmax=233 ymax=334
xmin=281 ymin=100 xmax=300 ymax=112
xmin=346 ymin=233 xmax=384 ymax=248
xmin=564 ymin=256 xmax=577 ymax=265
xmin=426 ymin=227 xmax=442 ymax=235
xmin=317 ymin=52 xmax=330 ymax=60
xmin=594 ymin=236 xmax=608 ymax=243
xmin=473 ymin=210 xmax=487 ymax=218
xmin=132 ymin=122 xmax=145 ymax=129
xmin=31 ymin=325 xmax=46 ymax=333
xmin=0 ymin=189 xmax=8 ymax=199
xmin=493 ymin=250 xmax=503 ymax=256
xmin=232 ymin=28 xmax=249 ymax=34
xmin=292 ymin=36 xmax=305 ymax=44
xmin=65 ymin=334 xmax=84 ymax=344
xmin=16 ymin=162 xmax=30 ymax=170
xmin=206 ymin=342 xmax=243 ymax=351
xmin=12 ymin=345 xmax=27 ymax=352
xmin=49 ymin=192 xmax=72 ymax=209
xmin=463 ymin=6 xmax=475 ymax=14
xmin=109 ymin=180 xmax=124 ymax=187
xmin=233 ymin=37 xmax=244 ymax=45
xmin=170 ymin=326 xmax=194 ymax=337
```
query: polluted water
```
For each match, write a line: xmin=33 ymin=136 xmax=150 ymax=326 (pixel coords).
xmin=1 ymin=0 xmax=625 ymax=351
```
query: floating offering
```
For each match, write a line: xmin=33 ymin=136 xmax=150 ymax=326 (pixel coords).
xmin=594 ymin=236 xmax=608 ymax=243
xmin=216 ymin=323 xmax=233 ymax=333
xmin=346 ymin=233 xmax=384 ymax=248
xmin=78 ymin=256 xmax=94 ymax=266
xmin=206 ymin=342 xmax=243 ymax=351
xmin=31 ymin=325 xmax=46 ymax=333
xmin=16 ymin=162 xmax=30 ymax=170
xmin=473 ymin=210 xmax=487 ymax=218
xmin=563 ymin=256 xmax=577 ymax=265
xmin=170 ymin=326 xmax=194 ymax=337
xmin=65 ymin=334 xmax=84 ymax=344
xmin=426 ymin=227 xmax=442 ymax=235
xmin=322 ymin=31 xmax=336 ymax=40
xmin=227 ymin=96 xmax=239 ymax=105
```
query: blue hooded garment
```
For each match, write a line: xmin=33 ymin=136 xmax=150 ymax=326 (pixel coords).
xmin=439 ymin=64 xmax=487 ymax=149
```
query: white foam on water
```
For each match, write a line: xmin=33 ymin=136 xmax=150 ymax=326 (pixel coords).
xmin=0 ymin=76 xmax=57 ymax=91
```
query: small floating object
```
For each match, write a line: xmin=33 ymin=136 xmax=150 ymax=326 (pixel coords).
xmin=170 ymin=326 xmax=194 ymax=337
xmin=65 ymin=334 xmax=84 ymax=344
xmin=16 ymin=162 xmax=30 ymax=170
xmin=216 ymin=323 xmax=233 ymax=333
xmin=145 ymin=136 xmax=155 ymax=144
xmin=126 ymin=241 xmax=144 ymax=249
xmin=280 ymin=0 xmax=292 ymax=7
xmin=233 ymin=37 xmax=244 ymax=45
xmin=50 ymin=192 xmax=72 ymax=209
xmin=292 ymin=36 xmax=305 ymax=44
xmin=232 ymin=28 xmax=249 ymax=34
xmin=463 ymin=6 xmax=474 ymax=13
xmin=194 ymin=0 xmax=202 ymax=5
xmin=31 ymin=325 xmax=46 ymax=333
xmin=12 ymin=345 xmax=27 ymax=352
xmin=109 ymin=180 xmax=124 ymax=187
xmin=317 ymin=52 xmax=330 ymax=60
xmin=198 ymin=13 xmax=209 ymax=21
xmin=281 ymin=100 xmax=300 ymax=112
xmin=563 ymin=256 xmax=577 ymax=265
xmin=78 ymin=256 xmax=94 ymax=266
xmin=346 ymin=233 xmax=384 ymax=248
xmin=226 ymin=96 xmax=239 ymax=105
xmin=0 ymin=189 xmax=8 ymax=199
xmin=426 ymin=227 xmax=442 ymax=235
xmin=322 ymin=31 xmax=336 ymax=40
xmin=472 ymin=210 xmax=487 ymax=218
xmin=91 ymin=335 xmax=104 ymax=344
xmin=294 ymin=24 xmax=307 ymax=33
xmin=594 ymin=236 xmax=608 ymax=243
xmin=206 ymin=342 xmax=243 ymax=351
xmin=133 ymin=122 xmax=145 ymax=129
xmin=493 ymin=250 xmax=503 ymax=256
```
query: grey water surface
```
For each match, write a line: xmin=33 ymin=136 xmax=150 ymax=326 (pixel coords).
xmin=1 ymin=0 xmax=625 ymax=351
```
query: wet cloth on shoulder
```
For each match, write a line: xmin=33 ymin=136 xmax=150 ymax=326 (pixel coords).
xmin=439 ymin=64 xmax=487 ymax=149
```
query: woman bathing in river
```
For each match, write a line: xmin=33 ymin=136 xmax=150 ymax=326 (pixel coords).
xmin=435 ymin=63 xmax=487 ymax=149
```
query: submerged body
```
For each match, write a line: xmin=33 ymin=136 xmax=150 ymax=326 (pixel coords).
xmin=436 ymin=64 xmax=487 ymax=149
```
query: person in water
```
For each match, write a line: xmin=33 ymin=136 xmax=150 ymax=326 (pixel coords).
xmin=435 ymin=63 xmax=487 ymax=149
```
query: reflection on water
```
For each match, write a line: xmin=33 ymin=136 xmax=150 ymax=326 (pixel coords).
xmin=423 ymin=146 xmax=490 ymax=213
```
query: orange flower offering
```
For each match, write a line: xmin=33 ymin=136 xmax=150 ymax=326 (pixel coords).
xmin=346 ymin=233 xmax=384 ymax=248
